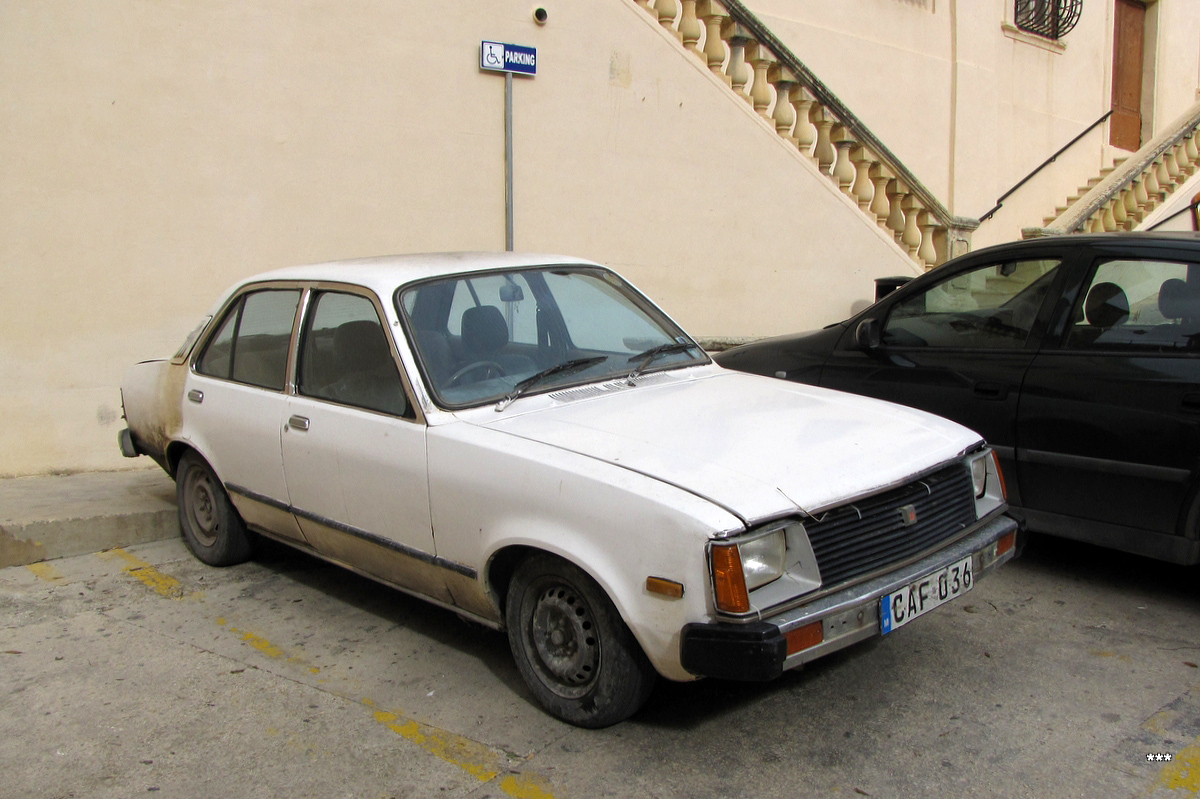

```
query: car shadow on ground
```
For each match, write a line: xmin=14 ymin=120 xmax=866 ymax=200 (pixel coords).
xmin=240 ymin=530 xmax=1198 ymax=732
xmin=1009 ymin=531 xmax=1199 ymax=603
xmin=246 ymin=535 xmax=523 ymax=687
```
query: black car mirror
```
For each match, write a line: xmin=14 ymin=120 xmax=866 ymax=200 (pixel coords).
xmin=855 ymin=318 xmax=882 ymax=351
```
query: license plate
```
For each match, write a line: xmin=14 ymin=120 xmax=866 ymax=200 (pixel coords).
xmin=880 ymin=556 xmax=973 ymax=634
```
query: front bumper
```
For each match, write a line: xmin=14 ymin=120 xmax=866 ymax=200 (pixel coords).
xmin=680 ymin=513 xmax=1019 ymax=680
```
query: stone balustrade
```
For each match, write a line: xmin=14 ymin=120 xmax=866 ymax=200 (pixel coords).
xmin=1034 ymin=101 xmax=1200 ymax=236
xmin=639 ymin=0 xmax=975 ymax=268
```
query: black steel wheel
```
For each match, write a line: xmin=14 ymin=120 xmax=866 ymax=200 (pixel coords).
xmin=506 ymin=553 xmax=655 ymax=727
xmin=175 ymin=451 xmax=252 ymax=566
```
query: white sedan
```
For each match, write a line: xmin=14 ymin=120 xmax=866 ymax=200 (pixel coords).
xmin=119 ymin=253 xmax=1018 ymax=727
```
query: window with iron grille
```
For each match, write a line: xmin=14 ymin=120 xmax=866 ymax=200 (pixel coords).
xmin=1015 ymin=0 xmax=1082 ymax=40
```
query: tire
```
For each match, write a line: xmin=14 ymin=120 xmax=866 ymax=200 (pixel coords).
xmin=175 ymin=451 xmax=253 ymax=566
xmin=505 ymin=553 xmax=656 ymax=728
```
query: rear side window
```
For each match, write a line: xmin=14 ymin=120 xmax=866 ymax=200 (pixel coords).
xmin=196 ymin=289 xmax=300 ymax=390
xmin=1065 ymin=259 xmax=1200 ymax=351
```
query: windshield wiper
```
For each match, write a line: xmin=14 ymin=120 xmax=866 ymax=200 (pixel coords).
xmin=494 ymin=356 xmax=608 ymax=412
xmin=624 ymin=342 xmax=697 ymax=385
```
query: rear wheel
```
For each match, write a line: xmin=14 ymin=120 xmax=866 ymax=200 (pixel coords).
xmin=506 ymin=553 xmax=656 ymax=727
xmin=176 ymin=451 xmax=253 ymax=566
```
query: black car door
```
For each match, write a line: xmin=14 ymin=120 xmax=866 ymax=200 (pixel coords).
xmin=819 ymin=252 xmax=1070 ymax=503
xmin=1017 ymin=249 xmax=1200 ymax=561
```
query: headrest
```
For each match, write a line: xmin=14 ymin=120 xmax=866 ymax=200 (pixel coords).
xmin=334 ymin=320 xmax=392 ymax=372
xmin=1158 ymin=278 xmax=1200 ymax=320
xmin=1084 ymin=282 xmax=1129 ymax=328
xmin=461 ymin=305 xmax=508 ymax=355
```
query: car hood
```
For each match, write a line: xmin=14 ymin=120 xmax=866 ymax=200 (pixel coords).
xmin=481 ymin=370 xmax=982 ymax=525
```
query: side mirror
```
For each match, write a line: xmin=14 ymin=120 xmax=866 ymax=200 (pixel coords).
xmin=855 ymin=318 xmax=882 ymax=351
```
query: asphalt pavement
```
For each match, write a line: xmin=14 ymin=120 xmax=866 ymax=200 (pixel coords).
xmin=1 ymin=499 xmax=1198 ymax=798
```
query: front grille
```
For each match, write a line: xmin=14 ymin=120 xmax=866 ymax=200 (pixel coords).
xmin=804 ymin=463 xmax=976 ymax=589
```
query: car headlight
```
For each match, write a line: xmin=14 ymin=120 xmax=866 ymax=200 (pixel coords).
xmin=970 ymin=454 xmax=988 ymax=498
xmin=968 ymin=449 xmax=1007 ymax=518
xmin=710 ymin=527 xmax=786 ymax=614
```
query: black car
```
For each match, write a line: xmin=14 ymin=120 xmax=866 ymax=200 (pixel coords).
xmin=717 ymin=232 xmax=1200 ymax=565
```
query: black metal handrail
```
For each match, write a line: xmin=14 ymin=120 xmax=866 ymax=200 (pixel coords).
xmin=979 ymin=110 xmax=1113 ymax=222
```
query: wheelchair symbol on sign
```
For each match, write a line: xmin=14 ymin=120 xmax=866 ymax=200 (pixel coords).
xmin=482 ymin=42 xmax=505 ymax=69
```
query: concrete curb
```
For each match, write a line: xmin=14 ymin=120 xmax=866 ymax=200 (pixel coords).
xmin=0 ymin=469 xmax=179 ymax=568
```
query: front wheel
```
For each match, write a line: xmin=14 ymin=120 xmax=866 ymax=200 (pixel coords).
xmin=506 ymin=553 xmax=656 ymax=727
xmin=175 ymin=451 xmax=253 ymax=566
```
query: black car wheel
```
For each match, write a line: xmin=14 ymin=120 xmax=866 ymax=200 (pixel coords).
xmin=176 ymin=451 xmax=253 ymax=566
xmin=506 ymin=553 xmax=655 ymax=728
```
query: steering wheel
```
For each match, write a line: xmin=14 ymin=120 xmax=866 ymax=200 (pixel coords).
xmin=446 ymin=360 xmax=507 ymax=387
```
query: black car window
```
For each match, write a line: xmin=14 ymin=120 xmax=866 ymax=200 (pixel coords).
xmin=882 ymin=259 xmax=1061 ymax=349
xmin=1065 ymin=259 xmax=1200 ymax=351
xmin=196 ymin=289 xmax=300 ymax=390
xmin=296 ymin=292 xmax=408 ymax=416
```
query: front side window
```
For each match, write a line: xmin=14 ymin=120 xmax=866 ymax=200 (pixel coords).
xmin=1065 ymin=259 xmax=1200 ymax=351
xmin=296 ymin=292 xmax=408 ymax=416
xmin=196 ymin=289 xmax=300 ymax=390
xmin=398 ymin=267 xmax=706 ymax=408
xmin=883 ymin=259 xmax=1061 ymax=349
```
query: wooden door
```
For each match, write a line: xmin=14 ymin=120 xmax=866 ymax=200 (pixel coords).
xmin=1110 ymin=0 xmax=1146 ymax=151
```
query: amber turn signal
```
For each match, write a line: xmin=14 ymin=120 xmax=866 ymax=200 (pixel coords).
xmin=711 ymin=543 xmax=750 ymax=614
xmin=785 ymin=621 xmax=824 ymax=655
xmin=996 ymin=530 xmax=1016 ymax=557
xmin=645 ymin=576 xmax=684 ymax=598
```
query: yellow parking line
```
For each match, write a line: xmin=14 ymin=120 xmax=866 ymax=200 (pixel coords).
xmin=1156 ymin=740 xmax=1200 ymax=792
xmin=362 ymin=700 xmax=555 ymax=799
xmin=101 ymin=551 xmax=558 ymax=798
xmin=99 ymin=548 xmax=197 ymax=600
xmin=25 ymin=562 xmax=65 ymax=583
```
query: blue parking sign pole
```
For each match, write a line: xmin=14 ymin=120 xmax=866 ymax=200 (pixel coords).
xmin=481 ymin=42 xmax=536 ymax=252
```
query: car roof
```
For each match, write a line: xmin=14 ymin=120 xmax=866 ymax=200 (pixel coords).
xmin=238 ymin=251 xmax=605 ymax=297
xmin=960 ymin=231 xmax=1200 ymax=262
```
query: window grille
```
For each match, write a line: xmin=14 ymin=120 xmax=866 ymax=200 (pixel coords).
xmin=1015 ymin=0 xmax=1082 ymax=40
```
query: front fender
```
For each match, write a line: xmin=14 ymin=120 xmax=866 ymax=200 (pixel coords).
xmin=427 ymin=422 xmax=742 ymax=681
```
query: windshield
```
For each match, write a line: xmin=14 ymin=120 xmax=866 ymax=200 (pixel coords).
xmin=397 ymin=266 xmax=707 ymax=409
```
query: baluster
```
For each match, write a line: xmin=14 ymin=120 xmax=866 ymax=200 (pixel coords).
xmin=886 ymin=179 xmax=906 ymax=241
xmin=1185 ymin=133 xmax=1200 ymax=173
xmin=655 ymin=0 xmax=681 ymax=40
xmin=697 ymin=1 xmax=728 ymax=82
xmin=1135 ymin=172 xmax=1151 ymax=212
xmin=1088 ymin=214 xmax=1105 ymax=233
xmin=869 ymin=164 xmax=892 ymax=225
xmin=679 ymin=0 xmax=702 ymax=58
xmin=811 ymin=105 xmax=836 ymax=175
xmin=789 ymin=85 xmax=816 ymax=159
xmin=768 ymin=65 xmax=797 ymax=140
xmin=1166 ymin=145 xmax=1183 ymax=187
xmin=1111 ymin=190 xmax=1128 ymax=229
xmin=722 ymin=21 xmax=752 ymax=100
xmin=636 ymin=0 xmax=657 ymax=15
xmin=917 ymin=211 xmax=938 ymax=268
xmin=1101 ymin=199 xmax=1118 ymax=232
xmin=1123 ymin=182 xmax=1141 ymax=229
xmin=745 ymin=42 xmax=774 ymax=119
xmin=901 ymin=194 xmax=922 ymax=257
xmin=1143 ymin=165 xmax=1161 ymax=205
xmin=830 ymin=126 xmax=856 ymax=195
xmin=1156 ymin=158 xmax=1172 ymax=198
xmin=851 ymin=147 xmax=874 ymax=211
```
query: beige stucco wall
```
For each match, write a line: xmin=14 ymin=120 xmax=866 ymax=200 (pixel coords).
xmin=748 ymin=0 xmax=1200 ymax=247
xmin=0 ymin=0 xmax=916 ymax=476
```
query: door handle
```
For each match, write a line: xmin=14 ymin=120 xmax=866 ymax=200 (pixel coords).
xmin=287 ymin=415 xmax=310 ymax=431
xmin=972 ymin=381 xmax=1008 ymax=400
xmin=187 ymin=389 xmax=204 ymax=404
